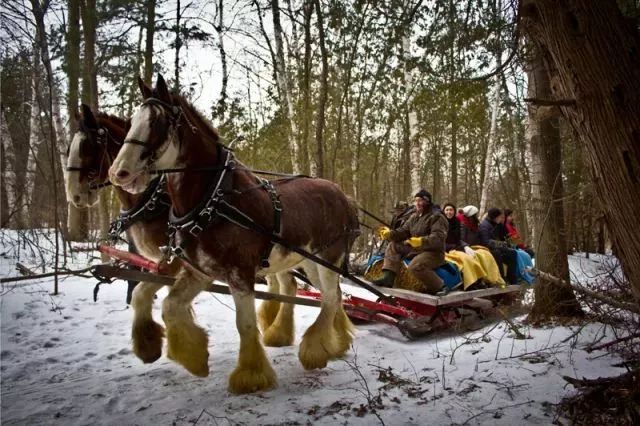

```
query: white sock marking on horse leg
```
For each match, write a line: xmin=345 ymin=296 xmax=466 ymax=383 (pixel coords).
xmin=229 ymin=288 xmax=276 ymax=393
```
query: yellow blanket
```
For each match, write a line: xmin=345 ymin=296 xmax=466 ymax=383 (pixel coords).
xmin=470 ymin=246 xmax=506 ymax=287
xmin=445 ymin=251 xmax=487 ymax=290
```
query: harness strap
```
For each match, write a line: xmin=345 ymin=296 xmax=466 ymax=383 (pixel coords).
xmin=108 ymin=175 xmax=170 ymax=240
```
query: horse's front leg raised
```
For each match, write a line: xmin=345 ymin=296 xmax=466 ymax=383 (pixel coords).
xmin=163 ymin=269 xmax=210 ymax=377
xmin=229 ymin=284 xmax=277 ymax=394
xmin=131 ymin=281 xmax=165 ymax=363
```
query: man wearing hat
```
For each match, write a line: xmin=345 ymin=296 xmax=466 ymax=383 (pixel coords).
xmin=373 ymin=189 xmax=449 ymax=294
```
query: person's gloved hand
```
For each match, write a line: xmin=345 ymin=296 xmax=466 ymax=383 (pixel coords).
xmin=377 ymin=226 xmax=391 ymax=240
xmin=464 ymin=246 xmax=476 ymax=257
xmin=405 ymin=237 xmax=423 ymax=249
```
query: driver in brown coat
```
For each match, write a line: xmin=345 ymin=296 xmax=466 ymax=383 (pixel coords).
xmin=372 ymin=189 xmax=449 ymax=294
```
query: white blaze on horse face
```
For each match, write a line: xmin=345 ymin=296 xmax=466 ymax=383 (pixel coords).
xmin=66 ymin=132 xmax=98 ymax=208
xmin=109 ymin=105 xmax=154 ymax=193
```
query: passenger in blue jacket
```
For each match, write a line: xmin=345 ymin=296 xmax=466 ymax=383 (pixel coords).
xmin=479 ymin=208 xmax=518 ymax=285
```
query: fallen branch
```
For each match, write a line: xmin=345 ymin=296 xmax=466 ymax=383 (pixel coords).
xmin=586 ymin=332 xmax=640 ymax=353
xmin=0 ymin=266 xmax=96 ymax=284
xmin=497 ymin=308 xmax=527 ymax=339
xmin=532 ymin=269 xmax=640 ymax=315
xmin=524 ymin=97 xmax=576 ymax=106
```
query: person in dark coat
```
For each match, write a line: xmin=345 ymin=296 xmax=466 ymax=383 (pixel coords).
xmin=504 ymin=208 xmax=535 ymax=258
xmin=479 ymin=207 xmax=518 ymax=285
xmin=459 ymin=205 xmax=482 ymax=246
xmin=374 ymin=189 xmax=449 ymax=294
xmin=443 ymin=203 xmax=463 ymax=252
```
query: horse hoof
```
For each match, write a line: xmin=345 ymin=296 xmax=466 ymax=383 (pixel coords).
xmin=228 ymin=366 xmax=277 ymax=394
xmin=263 ymin=321 xmax=295 ymax=347
xmin=132 ymin=321 xmax=165 ymax=363
xmin=166 ymin=325 xmax=209 ymax=377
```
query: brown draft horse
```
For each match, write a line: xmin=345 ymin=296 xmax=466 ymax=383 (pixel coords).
xmin=65 ymin=104 xmax=178 ymax=363
xmin=109 ymin=75 xmax=359 ymax=394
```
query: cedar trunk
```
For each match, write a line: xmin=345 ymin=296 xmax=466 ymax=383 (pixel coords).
xmin=523 ymin=0 xmax=640 ymax=301
xmin=527 ymin=52 xmax=583 ymax=320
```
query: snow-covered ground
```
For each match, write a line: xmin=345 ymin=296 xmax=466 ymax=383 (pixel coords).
xmin=0 ymin=232 xmax=627 ymax=425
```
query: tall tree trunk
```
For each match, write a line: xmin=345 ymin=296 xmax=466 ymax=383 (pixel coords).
xmin=31 ymin=0 xmax=68 ymax=292
xmin=214 ymin=0 xmax=228 ymax=123
xmin=82 ymin=0 xmax=109 ymax=255
xmin=523 ymin=0 xmax=640 ymax=300
xmin=402 ymin=35 xmax=421 ymax=193
xmin=1 ymin=108 xmax=17 ymax=227
xmin=527 ymin=51 xmax=582 ymax=320
xmin=271 ymin=0 xmax=301 ymax=174
xmin=25 ymin=48 xmax=42 ymax=227
xmin=66 ymin=0 xmax=88 ymax=241
xmin=479 ymin=77 xmax=501 ymax=217
xmin=174 ymin=0 xmax=181 ymax=91
xmin=144 ymin=0 xmax=156 ymax=84
xmin=313 ymin=0 xmax=327 ymax=178
xmin=301 ymin=0 xmax=313 ymax=176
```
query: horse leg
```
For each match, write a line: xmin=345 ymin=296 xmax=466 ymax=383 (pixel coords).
xmin=257 ymin=274 xmax=280 ymax=333
xmin=228 ymin=287 xmax=277 ymax=394
xmin=131 ymin=281 xmax=165 ymax=363
xmin=298 ymin=261 xmax=341 ymax=370
xmin=163 ymin=269 xmax=210 ymax=377
xmin=263 ymin=271 xmax=296 ymax=347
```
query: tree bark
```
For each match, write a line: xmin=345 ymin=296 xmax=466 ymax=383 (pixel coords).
xmin=523 ymin=0 xmax=640 ymax=300
xmin=144 ymin=0 xmax=156 ymax=85
xmin=313 ymin=0 xmax=327 ymax=178
xmin=1 ymin=107 xmax=17 ymax=227
xmin=174 ymin=0 xmax=181 ymax=91
xmin=527 ymin=49 xmax=583 ymax=320
xmin=214 ymin=0 xmax=228 ymax=123
xmin=479 ymin=77 xmax=501 ymax=217
xmin=271 ymin=0 xmax=302 ymax=174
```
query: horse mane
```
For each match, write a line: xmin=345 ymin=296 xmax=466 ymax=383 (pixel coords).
xmin=165 ymin=91 xmax=220 ymax=143
xmin=95 ymin=113 xmax=128 ymax=130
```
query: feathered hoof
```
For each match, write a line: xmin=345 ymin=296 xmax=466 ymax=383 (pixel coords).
xmin=332 ymin=310 xmax=355 ymax=359
xmin=228 ymin=364 xmax=277 ymax=394
xmin=263 ymin=319 xmax=295 ymax=347
xmin=299 ymin=329 xmax=338 ymax=370
xmin=257 ymin=300 xmax=280 ymax=333
xmin=132 ymin=320 xmax=165 ymax=364
xmin=166 ymin=324 xmax=209 ymax=377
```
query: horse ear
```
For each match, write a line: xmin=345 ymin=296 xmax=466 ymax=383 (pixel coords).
xmin=81 ymin=103 xmax=98 ymax=129
xmin=138 ymin=76 xmax=152 ymax=99
xmin=155 ymin=74 xmax=171 ymax=102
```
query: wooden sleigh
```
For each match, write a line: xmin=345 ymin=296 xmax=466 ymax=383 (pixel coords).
xmin=95 ymin=245 xmax=524 ymax=340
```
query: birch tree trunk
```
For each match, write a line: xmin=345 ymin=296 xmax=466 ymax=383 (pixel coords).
xmin=523 ymin=0 xmax=640 ymax=300
xmin=313 ymin=0 xmax=327 ymax=178
xmin=479 ymin=77 xmax=501 ymax=217
xmin=403 ymin=35 xmax=421 ymax=193
xmin=1 ymin=108 xmax=17 ymax=227
xmin=271 ymin=0 xmax=302 ymax=174
xmin=25 ymin=49 xmax=43 ymax=227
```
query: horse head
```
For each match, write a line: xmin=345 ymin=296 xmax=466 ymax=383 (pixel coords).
xmin=109 ymin=75 xmax=179 ymax=193
xmin=66 ymin=104 xmax=127 ymax=207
